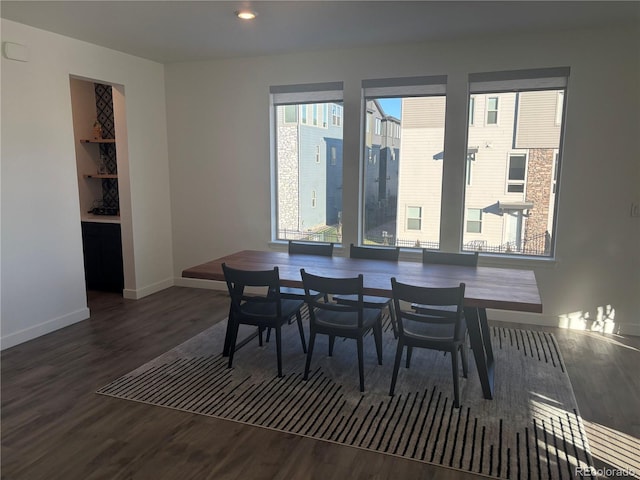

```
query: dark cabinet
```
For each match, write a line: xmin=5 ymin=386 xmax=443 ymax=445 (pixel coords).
xmin=81 ymin=222 xmax=124 ymax=293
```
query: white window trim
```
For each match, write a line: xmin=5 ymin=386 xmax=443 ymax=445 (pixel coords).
xmin=466 ymin=208 xmax=483 ymax=233
xmin=469 ymin=96 xmax=475 ymax=126
xmin=555 ymin=91 xmax=565 ymax=126
xmin=486 ymin=95 xmax=499 ymax=126
xmin=406 ymin=206 xmax=422 ymax=231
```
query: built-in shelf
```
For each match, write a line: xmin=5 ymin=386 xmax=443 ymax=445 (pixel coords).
xmin=80 ymin=138 xmax=116 ymax=144
xmin=84 ymin=173 xmax=118 ymax=179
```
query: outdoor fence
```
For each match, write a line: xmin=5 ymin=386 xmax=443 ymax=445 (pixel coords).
xmin=278 ymin=229 xmax=551 ymax=257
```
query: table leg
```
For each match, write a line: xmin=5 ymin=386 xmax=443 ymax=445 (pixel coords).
xmin=464 ymin=306 xmax=495 ymax=399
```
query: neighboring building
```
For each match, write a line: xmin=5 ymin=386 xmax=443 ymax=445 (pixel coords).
xmin=275 ymin=103 xmax=344 ymax=240
xmin=396 ymin=90 xmax=561 ymax=255
xmin=395 ymin=96 xmax=447 ymax=249
xmin=362 ymin=100 xmax=401 ymax=244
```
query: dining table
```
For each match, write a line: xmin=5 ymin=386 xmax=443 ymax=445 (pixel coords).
xmin=182 ymin=249 xmax=543 ymax=401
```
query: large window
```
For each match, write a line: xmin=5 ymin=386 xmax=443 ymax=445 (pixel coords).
xmin=271 ymin=82 xmax=344 ymax=243
xmin=462 ymin=67 xmax=569 ymax=257
xmin=361 ymin=76 xmax=447 ymax=248
xmin=270 ymin=69 xmax=568 ymax=258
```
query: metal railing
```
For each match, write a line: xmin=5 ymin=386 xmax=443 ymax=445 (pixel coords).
xmin=278 ymin=228 xmax=342 ymax=244
xmin=279 ymin=228 xmax=551 ymax=256
xmin=463 ymin=231 xmax=551 ymax=256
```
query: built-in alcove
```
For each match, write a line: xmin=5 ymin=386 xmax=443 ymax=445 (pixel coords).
xmin=70 ymin=77 xmax=131 ymax=294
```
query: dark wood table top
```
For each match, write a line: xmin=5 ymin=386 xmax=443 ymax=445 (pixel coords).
xmin=182 ymin=250 xmax=542 ymax=314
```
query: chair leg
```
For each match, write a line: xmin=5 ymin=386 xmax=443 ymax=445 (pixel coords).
xmin=266 ymin=327 xmax=271 ymax=343
xmin=303 ymin=331 xmax=316 ymax=381
xmin=227 ymin=320 xmax=240 ymax=369
xmin=460 ymin=344 xmax=468 ymax=378
xmin=451 ymin=348 xmax=460 ymax=408
xmin=406 ymin=346 xmax=413 ymax=368
xmin=388 ymin=304 xmax=398 ymax=339
xmin=357 ymin=337 xmax=365 ymax=392
xmin=295 ymin=311 xmax=307 ymax=353
xmin=373 ymin=322 xmax=383 ymax=365
xmin=258 ymin=327 xmax=264 ymax=346
xmin=389 ymin=340 xmax=404 ymax=396
xmin=275 ymin=325 xmax=283 ymax=378
xmin=328 ymin=335 xmax=335 ymax=356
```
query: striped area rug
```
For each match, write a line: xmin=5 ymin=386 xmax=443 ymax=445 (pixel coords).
xmin=97 ymin=311 xmax=594 ymax=479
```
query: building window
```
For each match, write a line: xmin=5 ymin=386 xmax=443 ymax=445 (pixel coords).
xmin=332 ymin=104 xmax=342 ymax=126
xmin=486 ymin=96 xmax=499 ymax=125
xmin=466 ymin=208 xmax=482 ymax=233
xmin=469 ymin=97 xmax=475 ymax=125
xmin=284 ymin=105 xmax=297 ymax=123
xmin=552 ymin=152 xmax=559 ymax=194
xmin=407 ymin=206 xmax=422 ymax=231
xmin=555 ymin=91 xmax=564 ymax=126
xmin=271 ymin=82 xmax=343 ymax=243
xmin=507 ymin=153 xmax=527 ymax=193
xmin=362 ymin=76 xmax=447 ymax=248
xmin=466 ymin=150 xmax=476 ymax=186
xmin=300 ymin=104 xmax=328 ymax=128
xmin=462 ymin=67 xmax=569 ymax=257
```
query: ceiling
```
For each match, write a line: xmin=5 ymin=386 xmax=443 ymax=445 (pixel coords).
xmin=1 ymin=1 xmax=638 ymax=64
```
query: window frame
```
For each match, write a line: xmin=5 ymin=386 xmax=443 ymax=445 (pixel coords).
xmin=486 ymin=96 xmax=499 ymax=125
xmin=463 ymin=66 xmax=570 ymax=258
xmin=360 ymin=75 xmax=447 ymax=248
xmin=406 ymin=206 xmax=422 ymax=231
xmin=506 ymin=152 xmax=528 ymax=194
xmin=270 ymin=81 xmax=344 ymax=244
xmin=466 ymin=208 xmax=483 ymax=233
xmin=469 ymin=96 xmax=475 ymax=126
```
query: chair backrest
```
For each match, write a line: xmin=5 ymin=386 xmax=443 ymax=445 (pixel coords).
xmin=391 ymin=277 xmax=466 ymax=341
xmin=349 ymin=243 xmax=400 ymax=261
xmin=288 ymin=240 xmax=334 ymax=257
xmin=300 ymin=269 xmax=365 ymax=328
xmin=222 ymin=263 xmax=282 ymax=320
xmin=422 ymin=250 xmax=479 ymax=266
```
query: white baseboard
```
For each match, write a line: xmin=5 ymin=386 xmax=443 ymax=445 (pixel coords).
xmin=487 ymin=309 xmax=559 ymax=328
xmin=487 ymin=309 xmax=640 ymax=337
xmin=618 ymin=323 xmax=640 ymax=337
xmin=1 ymin=307 xmax=90 ymax=350
xmin=123 ymin=277 xmax=174 ymax=299
xmin=174 ymin=277 xmax=227 ymax=291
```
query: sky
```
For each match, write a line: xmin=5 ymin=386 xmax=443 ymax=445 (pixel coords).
xmin=376 ymin=98 xmax=402 ymax=119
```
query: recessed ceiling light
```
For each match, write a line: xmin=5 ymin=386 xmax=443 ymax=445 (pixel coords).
xmin=235 ymin=10 xmax=257 ymax=20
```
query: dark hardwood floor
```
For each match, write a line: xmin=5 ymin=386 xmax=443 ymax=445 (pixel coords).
xmin=2 ymin=287 xmax=638 ymax=479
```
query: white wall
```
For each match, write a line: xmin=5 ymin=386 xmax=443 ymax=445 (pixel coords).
xmin=1 ymin=20 xmax=174 ymax=348
xmin=168 ymin=26 xmax=640 ymax=335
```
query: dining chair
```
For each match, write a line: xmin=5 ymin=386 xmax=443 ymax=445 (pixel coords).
xmin=333 ymin=244 xmax=400 ymax=338
xmin=417 ymin=250 xmax=482 ymax=342
xmin=389 ymin=278 xmax=468 ymax=408
xmin=280 ymin=240 xmax=334 ymax=301
xmin=222 ymin=263 xmax=307 ymax=377
xmin=300 ymin=269 xmax=383 ymax=392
